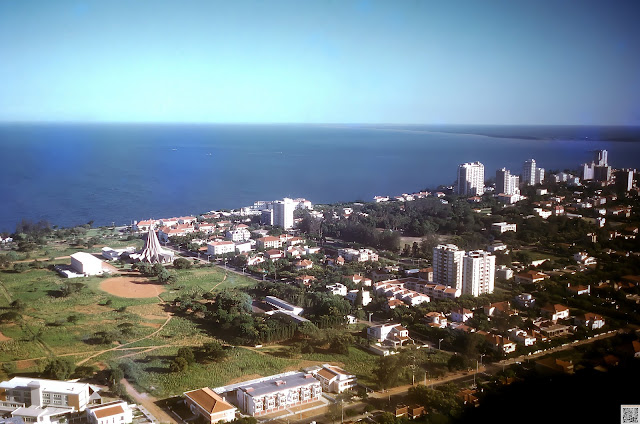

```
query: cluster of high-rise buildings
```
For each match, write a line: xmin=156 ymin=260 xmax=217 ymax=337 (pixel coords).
xmin=456 ymin=158 xmax=546 ymax=197
xmin=432 ymin=244 xmax=496 ymax=297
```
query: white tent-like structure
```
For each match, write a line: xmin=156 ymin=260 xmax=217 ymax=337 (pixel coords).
xmin=131 ymin=227 xmax=174 ymax=264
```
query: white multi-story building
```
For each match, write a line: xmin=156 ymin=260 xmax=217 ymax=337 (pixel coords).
xmin=345 ymin=289 xmax=372 ymax=306
xmin=491 ymin=222 xmax=517 ymax=233
xmin=495 ymin=168 xmax=520 ymax=195
xmin=312 ymin=365 xmax=356 ymax=394
xmin=433 ymin=244 xmax=465 ymax=291
xmin=207 ymin=241 xmax=235 ymax=256
xmin=226 ymin=225 xmax=251 ymax=242
xmin=456 ymin=162 xmax=484 ymax=196
xmin=338 ymin=248 xmax=379 ymax=262
xmin=462 ymin=250 xmax=495 ymax=296
xmin=273 ymin=198 xmax=295 ymax=229
xmin=523 ymin=159 xmax=537 ymax=186
xmin=234 ymin=372 xmax=322 ymax=416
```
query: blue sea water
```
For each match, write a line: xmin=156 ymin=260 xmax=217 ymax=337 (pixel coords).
xmin=1 ymin=123 xmax=640 ymax=233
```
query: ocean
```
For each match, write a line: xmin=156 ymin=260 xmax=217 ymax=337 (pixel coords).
xmin=1 ymin=123 xmax=640 ymax=233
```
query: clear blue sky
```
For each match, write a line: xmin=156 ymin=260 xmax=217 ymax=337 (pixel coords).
xmin=1 ymin=0 xmax=639 ymax=125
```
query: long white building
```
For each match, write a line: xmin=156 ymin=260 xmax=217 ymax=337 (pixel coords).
xmin=462 ymin=250 xmax=495 ymax=296
xmin=456 ymin=162 xmax=484 ymax=196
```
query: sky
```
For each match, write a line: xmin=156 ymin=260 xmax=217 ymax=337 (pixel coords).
xmin=1 ymin=0 xmax=640 ymax=125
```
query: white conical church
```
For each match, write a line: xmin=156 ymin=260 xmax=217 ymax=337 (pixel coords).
xmin=132 ymin=226 xmax=174 ymax=264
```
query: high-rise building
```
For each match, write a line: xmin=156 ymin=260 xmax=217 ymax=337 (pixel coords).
xmin=456 ymin=162 xmax=485 ymax=196
xmin=462 ymin=250 xmax=495 ymax=296
xmin=523 ymin=159 xmax=537 ymax=186
xmin=496 ymin=168 xmax=520 ymax=195
xmin=595 ymin=149 xmax=608 ymax=166
xmin=614 ymin=168 xmax=635 ymax=192
xmin=433 ymin=244 xmax=465 ymax=292
xmin=535 ymin=167 xmax=545 ymax=185
xmin=581 ymin=162 xmax=595 ymax=180
xmin=594 ymin=165 xmax=612 ymax=182
xmin=272 ymin=198 xmax=295 ymax=229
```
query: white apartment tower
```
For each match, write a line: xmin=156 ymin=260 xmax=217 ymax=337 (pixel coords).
xmin=495 ymin=168 xmax=520 ymax=195
xmin=595 ymin=149 xmax=608 ymax=166
xmin=456 ymin=162 xmax=485 ymax=196
xmin=433 ymin=244 xmax=465 ymax=292
xmin=272 ymin=198 xmax=295 ymax=229
xmin=462 ymin=250 xmax=495 ymax=296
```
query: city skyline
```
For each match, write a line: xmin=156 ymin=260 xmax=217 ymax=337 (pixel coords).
xmin=1 ymin=0 xmax=640 ymax=125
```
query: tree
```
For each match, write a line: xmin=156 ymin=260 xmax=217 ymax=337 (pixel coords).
xmin=169 ymin=356 xmax=188 ymax=373
xmin=177 ymin=347 xmax=196 ymax=365
xmin=43 ymin=358 xmax=75 ymax=380
xmin=173 ymin=258 xmax=193 ymax=269
xmin=13 ymin=262 xmax=29 ymax=273
xmin=201 ymin=341 xmax=227 ymax=362
xmin=67 ymin=315 xmax=80 ymax=325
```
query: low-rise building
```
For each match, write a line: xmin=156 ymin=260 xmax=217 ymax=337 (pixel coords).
xmin=183 ymin=388 xmax=236 ymax=423
xmin=541 ymin=304 xmax=570 ymax=322
xmin=70 ymin=252 xmax=105 ymax=276
xmin=514 ymin=270 xmax=550 ymax=285
xmin=345 ymin=289 xmax=371 ymax=306
xmin=507 ymin=328 xmax=537 ymax=346
xmin=450 ymin=307 xmax=473 ymax=323
xmin=574 ymin=313 xmax=605 ymax=330
xmin=514 ymin=293 xmax=535 ymax=308
xmin=491 ymin=222 xmax=517 ymax=233
xmin=327 ymin=283 xmax=348 ymax=296
xmin=86 ymin=401 xmax=133 ymax=424
xmin=207 ymin=241 xmax=235 ymax=256
xmin=367 ymin=323 xmax=412 ymax=347
xmin=257 ymin=237 xmax=283 ymax=250
xmin=312 ymin=365 xmax=357 ymax=393
xmin=422 ymin=312 xmax=447 ymax=328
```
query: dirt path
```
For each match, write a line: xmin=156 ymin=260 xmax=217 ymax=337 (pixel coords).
xmin=208 ymin=271 xmax=228 ymax=293
xmin=76 ymin=314 xmax=173 ymax=366
xmin=121 ymin=378 xmax=176 ymax=424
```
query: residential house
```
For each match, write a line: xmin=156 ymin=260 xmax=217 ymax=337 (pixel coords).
xmin=574 ymin=313 xmax=605 ymax=330
xmin=265 ymin=249 xmax=283 ymax=260
xmin=422 ymin=312 xmax=447 ymax=328
xmin=450 ymin=307 xmax=473 ymax=323
xmin=326 ymin=283 xmax=348 ymax=296
xmin=484 ymin=301 xmax=516 ymax=317
xmin=367 ymin=323 xmax=412 ymax=347
xmin=386 ymin=299 xmax=405 ymax=310
xmin=483 ymin=333 xmax=516 ymax=354
xmin=343 ymin=275 xmax=373 ymax=287
xmin=294 ymin=260 xmax=313 ymax=270
xmin=573 ymin=252 xmax=597 ymax=266
xmin=226 ymin=226 xmax=251 ymax=242
xmin=183 ymin=388 xmax=236 ymax=424
xmin=514 ymin=293 xmax=535 ymax=308
xmin=345 ymin=289 xmax=371 ymax=306
xmin=312 ymin=365 xmax=357 ymax=394
xmin=507 ymin=328 xmax=537 ymax=346
xmin=491 ymin=222 xmax=517 ymax=233
xmin=515 ymin=270 xmax=550 ymax=285
xmin=541 ymin=304 xmax=570 ymax=322
xmin=567 ymin=284 xmax=590 ymax=296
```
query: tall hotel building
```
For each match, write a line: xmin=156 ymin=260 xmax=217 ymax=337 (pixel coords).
xmin=433 ymin=244 xmax=465 ymax=293
xmin=495 ymin=168 xmax=520 ymax=195
xmin=462 ymin=250 xmax=495 ymax=296
xmin=272 ymin=198 xmax=295 ymax=229
xmin=456 ymin=162 xmax=485 ymax=196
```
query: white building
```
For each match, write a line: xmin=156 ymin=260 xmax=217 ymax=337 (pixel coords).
xmin=456 ymin=162 xmax=485 ymax=196
xmin=234 ymin=372 xmax=321 ymax=416
xmin=0 ymin=377 xmax=92 ymax=413
xmin=273 ymin=198 xmax=295 ymax=229
xmin=432 ymin=244 xmax=465 ymax=291
xmin=495 ymin=168 xmax=520 ymax=195
xmin=265 ymin=296 xmax=303 ymax=315
xmin=235 ymin=241 xmax=252 ymax=254
xmin=366 ymin=323 xmax=412 ymax=347
xmin=207 ymin=241 xmax=235 ymax=256
xmin=86 ymin=401 xmax=133 ymax=424
xmin=535 ymin=167 xmax=545 ymax=184
xmin=70 ymin=252 xmax=105 ymax=276
xmin=338 ymin=248 xmax=379 ymax=262
xmin=491 ymin=222 xmax=517 ymax=233
xmin=312 ymin=365 xmax=357 ymax=394
xmin=462 ymin=250 xmax=495 ymax=296
xmin=226 ymin=226 xmax=251 ymax=242
xmin=327 ymin=283 xmax=348 ymax=296
xmin=345 ymin=289 xmax=372 ymax=306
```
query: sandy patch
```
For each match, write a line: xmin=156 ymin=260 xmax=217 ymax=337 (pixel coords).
xmin=0 ymin=332 xmax=11 ymax=341
xmin=99 ymin=276 xmax=165 ymax=298
xmin=16 ymin=359 xmax=36 ymax=370
xmin=139 ymin=322 xmax=162 ymax=329
xmin=226 ymin=373 xmax=263 ymax=385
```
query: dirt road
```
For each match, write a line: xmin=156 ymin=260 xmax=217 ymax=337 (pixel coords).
xmin=121 ymin=378 xmax=177 ymax=424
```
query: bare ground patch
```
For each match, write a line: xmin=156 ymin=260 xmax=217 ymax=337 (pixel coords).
xmin=0 ymin=332 xmax=11 ymax=342
xmin=99 ymin=276 xmax=165 ymax=299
